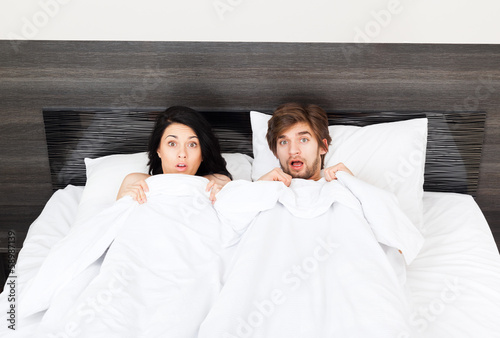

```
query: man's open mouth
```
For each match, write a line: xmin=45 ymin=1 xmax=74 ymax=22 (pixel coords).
xmin=290 ymin=160 xmax=304 ymax=170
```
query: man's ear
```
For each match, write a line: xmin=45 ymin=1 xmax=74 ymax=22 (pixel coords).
xmin=320 ymin=138 xmax=329 ymax=155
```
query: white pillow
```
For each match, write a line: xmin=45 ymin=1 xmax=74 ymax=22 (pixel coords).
xmin=249 ymin=110 xmax=428 ymax=229
xmin=222 ymin=153 xmax=253 ymax=182
xmin=326 ymin=119 xmax=428 ymax=230
xmin=74 ymin=152 xmax=253 ymax=227
xmin=250 ymin=111 xmax=280 ymax=181
xmin=74 ymin=152 xmax=150 ymax=227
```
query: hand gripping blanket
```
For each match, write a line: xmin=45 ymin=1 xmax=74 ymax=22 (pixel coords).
xmin=199 ymin=171 xmax=424 ymax=338
xmin=6 ymin=172 xmax=423 ymax=338
xmin=14 ymin=175 xmax=236 ymax=338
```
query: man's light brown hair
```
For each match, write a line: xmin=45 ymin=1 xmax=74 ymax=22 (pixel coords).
xmin=266 ymin=103 xmax=332 ymax=168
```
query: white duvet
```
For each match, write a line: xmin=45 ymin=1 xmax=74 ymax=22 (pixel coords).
xmin=3 ymin=172 xmax=425 ymax=337
xmin=200 ymin=172 xmax=424 ymax=338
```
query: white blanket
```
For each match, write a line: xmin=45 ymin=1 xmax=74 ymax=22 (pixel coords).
xmin=17 ymin=175 xmax=235 ymax=337
xmin=7 ymin=172 xmax=424 ymax=337
xmin=200 ymin=172 xmax=424 ymax=338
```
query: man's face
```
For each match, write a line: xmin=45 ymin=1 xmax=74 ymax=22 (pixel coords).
xmin=275 ymin=122 xmax=327 ymax=181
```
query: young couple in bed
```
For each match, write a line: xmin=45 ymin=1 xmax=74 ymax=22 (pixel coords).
xmin=117 ymin=102 xmax=354 ymax=202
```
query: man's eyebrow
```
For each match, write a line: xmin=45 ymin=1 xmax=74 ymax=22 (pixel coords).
xmin=278 ymin=131 xmax=311 ymax=139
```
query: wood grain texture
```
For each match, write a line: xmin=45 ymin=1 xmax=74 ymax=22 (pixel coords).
xmin=0 ymin=41 xmax=499 ymax=257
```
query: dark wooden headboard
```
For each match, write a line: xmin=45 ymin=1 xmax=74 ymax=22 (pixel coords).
xmin=1 ymin=41 xmax=499 ymax=255
xmin=42 ymin=109 xmax=485 ymax=197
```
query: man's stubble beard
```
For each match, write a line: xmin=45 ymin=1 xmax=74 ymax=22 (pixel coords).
xmin=280 ymin=155 xmax=321 ymax=180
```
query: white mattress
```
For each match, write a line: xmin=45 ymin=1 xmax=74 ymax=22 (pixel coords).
xmin=406 ymin=191 xmax=500 ymax=336
xmin=2 ymin=186 xmax=500 ymax=336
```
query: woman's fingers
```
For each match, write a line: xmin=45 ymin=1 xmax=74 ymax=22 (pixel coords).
xmin=125 ymin=181 xmax=149 ymax=204
xmin=137 ymin=180 xmax=149 ymax=203
xmin=206 ymin=180 xmax=215 ymax=192
xmin=139 ymin=180 xmax=150 ymax=193
xmin=136 ymin=186 xmax=146 ymax=204
xmin=207 ymin=180 xmax=222 ymax=204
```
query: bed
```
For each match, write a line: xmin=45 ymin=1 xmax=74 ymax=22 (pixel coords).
xmin=1 ymin=108 xmax=499 ymax=337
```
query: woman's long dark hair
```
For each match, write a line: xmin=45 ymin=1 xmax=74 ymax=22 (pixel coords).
xmin=148 ymin=106 xmax=232 ymax=179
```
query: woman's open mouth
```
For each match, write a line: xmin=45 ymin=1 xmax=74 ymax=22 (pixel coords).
xmin=176 ymin=163 xmax=188 ymax=172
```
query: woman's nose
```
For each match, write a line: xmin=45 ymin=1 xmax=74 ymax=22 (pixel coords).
xmin=178 ymin=149 xmax=187 ymax=158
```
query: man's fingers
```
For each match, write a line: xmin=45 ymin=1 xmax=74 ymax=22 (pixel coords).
xmin=324 ymin=170 xmax=332 ymax=182
xmin=326 ymin=169 xmax=337 ymax=181
xmin=274 ymin=169 xmax=292 ymax=187
xmin=282 ymin=173 xmax=292 ymax=187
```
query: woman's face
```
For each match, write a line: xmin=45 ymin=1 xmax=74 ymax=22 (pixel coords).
xmin=157 ymin=123 xmax=202 ymax=175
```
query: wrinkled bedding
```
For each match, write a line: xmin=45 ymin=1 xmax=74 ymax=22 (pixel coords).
xmin=4 ymin=173 xmax=500 ymax=337
xmin=200 ymin=172 xmax=424 ymax=338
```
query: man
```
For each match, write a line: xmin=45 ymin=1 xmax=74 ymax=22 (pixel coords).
xmin=258 ymin=102 xmax=353 ymax=184
xmin=198 ymin=103 xmax=419 ymax=338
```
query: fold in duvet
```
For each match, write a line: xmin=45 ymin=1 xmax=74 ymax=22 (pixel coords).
xmin=7 ymin=173 xmax=425 ymax=337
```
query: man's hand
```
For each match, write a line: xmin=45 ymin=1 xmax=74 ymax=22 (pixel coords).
xmin=324 ymin=162 xmax=354 ymax=182
xmin=258 ymin=168 xmax=292 ymax=187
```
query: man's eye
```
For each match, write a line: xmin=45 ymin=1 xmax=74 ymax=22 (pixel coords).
xmin=279 ymin=140 xmax=288 ymax=145
xmin=300 ymin=138 xmax=309 ymax=143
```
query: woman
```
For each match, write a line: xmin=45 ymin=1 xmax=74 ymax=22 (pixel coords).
xmin=117 ymin=106 xmax=232 ymax=204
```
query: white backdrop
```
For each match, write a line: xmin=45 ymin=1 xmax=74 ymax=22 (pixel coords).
xmin=0 ymin=0 xmax=499 ymax=43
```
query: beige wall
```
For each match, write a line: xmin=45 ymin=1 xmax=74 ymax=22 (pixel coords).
xmin=1 ymin=0 xmax=499 ymax=43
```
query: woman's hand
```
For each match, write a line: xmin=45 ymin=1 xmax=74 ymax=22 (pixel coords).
xmin=324 ymin=162 xmax=354 ymax=182
xmin=203 ymin=174 xmax=231 ymax=188
xmin=116 ymin=173 xmax=151 ymax=204
xmin=203 ymin=174 xmax=231 ymax=204
xmin=206 ymin=180 xmax=223 ymax=204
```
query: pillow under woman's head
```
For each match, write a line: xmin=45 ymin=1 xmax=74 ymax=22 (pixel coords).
xmin=73 ymin=152 xmax=253 ymax=228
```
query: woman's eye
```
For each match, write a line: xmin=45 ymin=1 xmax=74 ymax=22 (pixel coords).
xmin=188 ymin=142 xmax=198 ymax=148
xmin=168 ymin=141 xmax=176 ymax=147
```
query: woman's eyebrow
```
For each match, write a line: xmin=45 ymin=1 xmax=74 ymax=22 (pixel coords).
xmin=166 ymin=135 xmax=199 ymax=140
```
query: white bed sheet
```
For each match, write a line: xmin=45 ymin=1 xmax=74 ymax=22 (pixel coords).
xmin=1 ymin=186 xmax=500 ymax=337
xmin=0 ymin=185 xmax=84 ymax=334
xmin=406 ymin=192 xmax=500 ymax=337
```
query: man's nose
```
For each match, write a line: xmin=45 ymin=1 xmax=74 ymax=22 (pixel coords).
xmin=289 ymin=141 xmax=300 ymax=155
